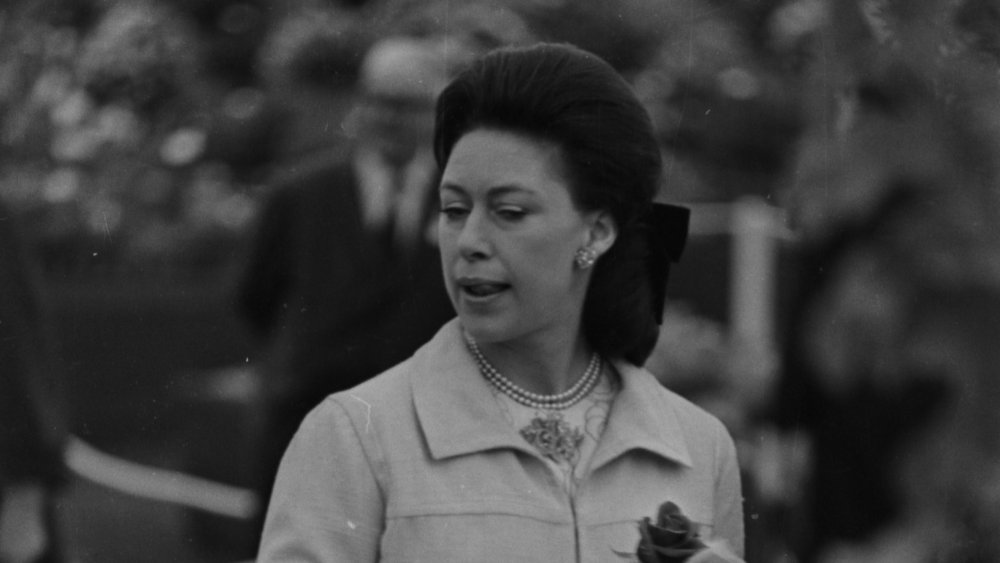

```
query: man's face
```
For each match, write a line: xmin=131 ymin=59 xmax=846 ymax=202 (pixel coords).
xmin=353 ymin=40 xmax=445 ymax=165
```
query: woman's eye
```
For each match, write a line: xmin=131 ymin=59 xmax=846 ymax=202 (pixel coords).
xmin=439 ymin=205 xmax=468 ymax=219
xmin=496 ymin=207 xmax=527 ymax=220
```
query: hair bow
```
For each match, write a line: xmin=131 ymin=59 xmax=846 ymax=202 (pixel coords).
xmin=646 ymin=203 xmax=690 ymax=324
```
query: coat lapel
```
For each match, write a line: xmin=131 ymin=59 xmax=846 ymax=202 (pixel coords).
xmin=411 ymin=320 xmax=537 ymax=460
xmin=410 ymin=320 xmax=693 ymax=470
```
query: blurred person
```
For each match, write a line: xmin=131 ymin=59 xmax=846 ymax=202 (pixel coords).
xmin=0 ymin=199 xmax=68 ymax=563
xmin=258 ymin=43 xmax=744 ymax=562
xmin=236 ymin=34 xmax=457 ymax=535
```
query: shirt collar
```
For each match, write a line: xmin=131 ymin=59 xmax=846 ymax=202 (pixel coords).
xmin=411 ymin=319 xmax=692 ymax=469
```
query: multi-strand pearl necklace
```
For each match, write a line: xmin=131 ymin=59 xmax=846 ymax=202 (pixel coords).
xmin=464 ymin=333 xmax=602 ymax=410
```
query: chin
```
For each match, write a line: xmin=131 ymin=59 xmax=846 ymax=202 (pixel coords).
xmin=457 ymin=314 xmax=517 ymax=345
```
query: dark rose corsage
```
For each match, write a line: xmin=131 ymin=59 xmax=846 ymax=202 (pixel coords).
xmin=636 ymin=501 xmax=707 ymax=563
xmin=615 ymin=501 xmax=732 ymax=563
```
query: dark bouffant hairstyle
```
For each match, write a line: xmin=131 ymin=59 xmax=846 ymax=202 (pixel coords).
xmin=434 ymin=42 xmax=664 ymax=365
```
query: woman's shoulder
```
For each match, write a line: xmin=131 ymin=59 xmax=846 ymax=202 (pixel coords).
xmin=322 ymin=319 xmax=463 ymax=426
xmin=289 ymin=359 xmax=422 ymax=467
xmin=325 ymin=356 xmax=418 ymax=421
xmin=617 ymin=362 xmax=734 ymax=442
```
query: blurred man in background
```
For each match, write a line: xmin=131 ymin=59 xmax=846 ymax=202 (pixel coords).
xmin=0 ymin=198 xmax=67 ymax=563
xmin=237 ymin=34 xmax=457 ymax=534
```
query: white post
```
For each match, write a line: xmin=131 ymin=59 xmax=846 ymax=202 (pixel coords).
xmin=730 ymin=196 xmax=779 ymax=351
xmin=729 ymin=196 xmax=783 ymax=404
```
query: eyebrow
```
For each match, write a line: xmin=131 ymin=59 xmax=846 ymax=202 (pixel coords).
xmin=439 ymin=182 xmax=535 ymax=197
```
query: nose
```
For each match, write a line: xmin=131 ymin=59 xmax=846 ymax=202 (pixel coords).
xmin=456 ymin=208 xmax=491 ymax=262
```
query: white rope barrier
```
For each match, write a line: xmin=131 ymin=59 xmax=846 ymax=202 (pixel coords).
xmin=64 ymin=435 xmax=260 ymax=520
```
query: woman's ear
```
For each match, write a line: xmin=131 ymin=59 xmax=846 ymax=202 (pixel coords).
xmin=586 ymin=210 xmax=618 ymax=256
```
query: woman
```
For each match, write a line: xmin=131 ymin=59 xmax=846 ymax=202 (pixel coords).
xmin=258 ymin=43 xmax=744 ymax=562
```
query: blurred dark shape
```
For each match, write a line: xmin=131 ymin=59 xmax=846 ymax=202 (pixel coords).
xmin=26 ymin=0 xmax=100 ymax=30
xmin=778 ymin=186 xmax=1000 ymax=561
xmin=77 ymin=3 xmax=197 ymax=117
xmin=634 ymin=1 xmax=805 ymax=203
xmin=381 ymin=0 xmax=534 ymax=51
xmin=275 ymin=14 xmax=368 ymax=92
xmin=516 ymin=0 xmax=665 ymax=74
xmin=202 ymin=86 xmax=282 ymax=182
xmin=0 ymin=198 xmax=68 ymax=563
xmin=379 ymin=0 xmax=689 ymax=74
xmin=660 ymin=74 xmax=802 ymax=200
xmin=708 ymin=0 xmax=800 ymax=60
xmin=169 ymin=0 xmax=269 ymax=87
xmin=256 ymin=4 xmax=372 ymax=164
xmin=955 ymin=0 xmax=1000 ymax=64
xmin=776 ymin=188 xmax=953 ymax=558
xmin=773 ymin=1 xmax=1000 ymax=560
xmin=236 ymin=34 xmax=458 ymax=543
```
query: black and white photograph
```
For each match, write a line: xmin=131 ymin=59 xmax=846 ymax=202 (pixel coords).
xmin=1 ymin=0 xmax=998 ymax=561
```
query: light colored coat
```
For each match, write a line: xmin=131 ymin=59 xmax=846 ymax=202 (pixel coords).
xmin=258 ymin=319 xmax=744 ymax=562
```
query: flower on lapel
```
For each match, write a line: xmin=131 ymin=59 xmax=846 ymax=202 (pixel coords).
xmin=614 ymin=501 xmax=707 ymax=563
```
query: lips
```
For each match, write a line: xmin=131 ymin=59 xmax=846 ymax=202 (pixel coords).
xmin=457 ymin=278 xmax=510 ymax=298
xmin=464 ymin=283 xmax=508 ymax=297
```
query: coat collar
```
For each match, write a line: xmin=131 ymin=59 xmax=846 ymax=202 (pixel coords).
xmin=411 ymin=319 xmax=693 ymax=470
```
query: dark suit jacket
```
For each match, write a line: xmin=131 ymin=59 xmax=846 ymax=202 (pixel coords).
xmin=237 ymin=153 xmax=454 ymax=406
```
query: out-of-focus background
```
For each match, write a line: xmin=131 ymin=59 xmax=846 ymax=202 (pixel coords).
xmin=2 ymin=0 xmax=999 ymax=562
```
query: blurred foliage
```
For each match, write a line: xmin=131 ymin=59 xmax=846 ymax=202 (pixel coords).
xmin=0 ymin=0 xmax=822 ymax=278
xmin=0 ymin=0 xmax=272 ymax=278
xmin=634 ymin=0 xmax=1000 ymax=559
xmin=775 ymin=0 xmax=1000 ymax=560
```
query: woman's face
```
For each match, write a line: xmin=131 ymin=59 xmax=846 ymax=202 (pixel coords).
xmin=438 ymin=128 xmax=616 ymax=347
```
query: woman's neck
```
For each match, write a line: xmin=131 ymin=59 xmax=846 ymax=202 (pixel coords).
xmin=476 ymin=331 xmax=593 ymax=396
